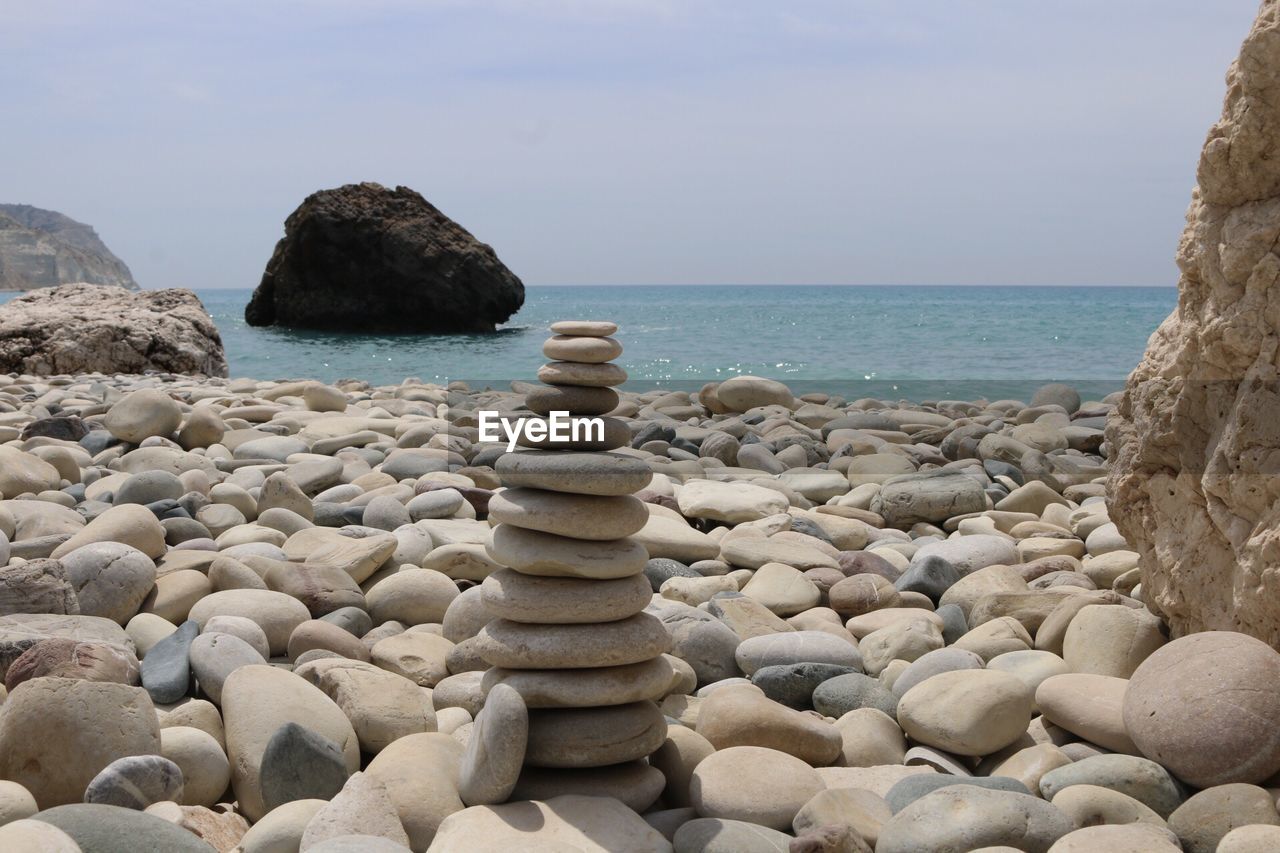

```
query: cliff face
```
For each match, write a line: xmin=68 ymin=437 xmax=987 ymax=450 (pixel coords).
xmin=245 ymin=182 xmax=524 ymax=333
xmin=1107 ymin=0 xmax=1280 ymax=646
xmin=0 ymin=204 xmax=138 ymax=291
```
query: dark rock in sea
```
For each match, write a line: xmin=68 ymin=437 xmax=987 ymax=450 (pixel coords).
xmin=0 ymin=203 xmax=138 ymax=291
xmin=0 ymin=284 xmax=227 ymax=377
xmin=245 ymin=182 xmax=524 ymax=333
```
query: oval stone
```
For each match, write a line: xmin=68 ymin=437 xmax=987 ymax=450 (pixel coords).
xmin=58 ymin=542 xmax=157 ymax=625
xmin=549 ymin=320 xmax=618 ymax=337
xmin=524 ymin=701 xmax=667 ymax=768
xmin=734 ymin=631 xmax=862 ymax=676
xmin=481 ymin=569 xmax=650 ymax=624
xmin=542 ymin=335 xmax=623 ymax=364
xmin=1123 ymin=631 xmax=1280 ymax=787
xmin=476 ymin=614 xmax=670 ymax=670
xmin=483 ymin=657 xmax=675 ymax=708
xmin=524 ymin=384 xmax=620 ymax=417
xmin=486 ymin=524 xmax=648 ymax=579
xmin=897 ymin=670 xmax=1033 ymax=757
xmin=0 ymin=679 xmax=160 ymax=808
xmin=221 ymin=665 xmax=359 ymax=822
xmin=876 ymin=787 xmax=1074 ymax=853
xmin=495 ymin=451 xmax=652 ymax=496
xmin=689 ymin=745 xmax=823 ymax=831
xmin=83 ymin=755 xmax=183 ymax=810
xmin=536 ymin=361 xmax=628 ymax=387
xmin=489 ymin=488 xmax=647 ymax=541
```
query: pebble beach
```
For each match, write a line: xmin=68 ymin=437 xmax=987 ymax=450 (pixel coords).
xmin=0 ymin=321 xmax=1276 ymax=853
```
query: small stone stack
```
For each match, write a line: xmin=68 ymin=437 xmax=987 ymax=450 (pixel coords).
xmin=476 ymin=320 xmax=671 ymax=805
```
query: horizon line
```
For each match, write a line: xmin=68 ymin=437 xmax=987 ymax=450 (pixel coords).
xmin=130 ymin=282 xmax=1180 ymax=291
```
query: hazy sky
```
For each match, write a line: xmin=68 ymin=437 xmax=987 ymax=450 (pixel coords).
xmin=2 ymin=1 xmax=1260 ymax=288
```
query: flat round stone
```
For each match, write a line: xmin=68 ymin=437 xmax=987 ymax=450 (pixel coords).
xmin=525 ymin=701 xmax=667 ymax=768
xmin=525 ymin=385 xmax=619 ymax=417
xmin=497 ymin=450 xmax=652 ymax=496
xmin=512 ymin=416 xmax=630 ymax=451
xmin=543 ymin=335 xmax=623 ymax=364
xmin=486 ymin=525 xmax=648 ymax=579
xmin=484 ymin=657 xmax=675 ymax=708
xmin=475 ymin=613 xmax=670 ymax=669
xmin=481 ymin=568 xmax=651 ymax=624
xmin=489 ymin=488 xmax=648 ymax=541
xmin=537 ymin=361 xmax=628 ymax=388
xmin=549 ymin=320 xmax=618 ymax=337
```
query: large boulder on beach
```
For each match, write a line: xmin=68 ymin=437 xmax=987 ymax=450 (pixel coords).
xmin=0 ymin=284 xmax=226 ymax=377
xmin=1107 ymin=2 xmax=1280 ymax=645
xmin=245 ymin=182 xmax=524 ymax=333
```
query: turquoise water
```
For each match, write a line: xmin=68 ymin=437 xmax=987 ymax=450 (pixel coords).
xmin=6 ymin=286 xmax=1178 ymax=400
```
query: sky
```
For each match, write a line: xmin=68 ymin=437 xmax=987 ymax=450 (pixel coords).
xmin=1 ymin=0 xmax=1261 ymax=289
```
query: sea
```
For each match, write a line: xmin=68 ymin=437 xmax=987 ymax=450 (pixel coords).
xmin=8 ymin=285 xmax=1179 ymax=402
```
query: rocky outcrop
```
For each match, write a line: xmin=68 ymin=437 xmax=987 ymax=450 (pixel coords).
xmin=1107 ymin=1 xmax=1280 ymax=646
xmin=0 ymin=204 xmax=137 ymax=291
xmin=0 ymin=284 xmax=226 ymax=377
xmin=245 ymin=183 xmax=524 ymax=333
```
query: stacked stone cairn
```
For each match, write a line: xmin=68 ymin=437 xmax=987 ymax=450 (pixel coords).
xmin=474 ymin=320 xmax=672 ymax=805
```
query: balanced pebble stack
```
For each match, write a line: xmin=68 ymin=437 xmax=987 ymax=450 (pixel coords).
xmin=476 ymin=320 xmax=672 ymax=806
